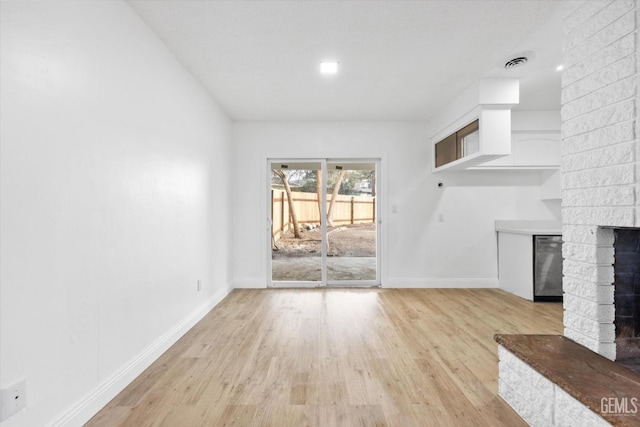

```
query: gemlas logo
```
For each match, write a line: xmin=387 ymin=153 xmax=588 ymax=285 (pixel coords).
xmin=601 ymin=397 xmax=638 ymax=415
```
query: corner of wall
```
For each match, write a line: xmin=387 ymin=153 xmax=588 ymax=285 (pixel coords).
xmin=49 ymin=286 xmax=232 ymax=427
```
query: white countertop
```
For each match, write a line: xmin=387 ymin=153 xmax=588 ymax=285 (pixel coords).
xmin=495 ymin=220 xmax=562 ymax=236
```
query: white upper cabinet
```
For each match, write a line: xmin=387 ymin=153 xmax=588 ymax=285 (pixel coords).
xmin=430 ymin=81 xmax=561 ymax=172
xmin=469 ymin=132 xmax=560 ymax=170
xmin=431 ymin=79 xmax=519 ymax=172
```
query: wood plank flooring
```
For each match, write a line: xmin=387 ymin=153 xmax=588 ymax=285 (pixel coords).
xmin=86 ymin=288 xmax=563 ymax=426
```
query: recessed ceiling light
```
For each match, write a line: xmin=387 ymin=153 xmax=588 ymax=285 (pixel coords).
xmin=555 ymin=65 xmax=564 ymax=71
xmin=320 ymin=61 xmax=338 ymax=75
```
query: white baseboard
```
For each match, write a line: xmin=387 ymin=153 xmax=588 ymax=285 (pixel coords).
xmin=232 ymin=277 xmax=266 ymax=288
xmin=233 ymin=277 xmax=498 ymax=289
xmin=49 ymin=285 xmax=232 ymax=427
xmin=384 ymin=277 xmax=499 ymax=288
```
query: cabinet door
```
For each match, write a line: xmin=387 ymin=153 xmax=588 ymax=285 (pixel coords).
xmin=435 ymin=134 xmax=458 ymax=168
xmin=457 ymin=120 xmax=480 ymax=157
xmin=498 ymin=232 xmax=534 ymax=301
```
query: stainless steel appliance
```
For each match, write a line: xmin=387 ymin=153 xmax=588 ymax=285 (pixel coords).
xmin=533 ymin=235 xmax=563 ymax=302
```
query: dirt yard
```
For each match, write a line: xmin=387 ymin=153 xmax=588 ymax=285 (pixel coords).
xmin=272 ymin=223 xmax=376 ymax=258
xmin=271 ymin=223 xmax=377 ymax=281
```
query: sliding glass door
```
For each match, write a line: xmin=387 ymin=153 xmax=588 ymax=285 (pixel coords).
xmin=270 ymin=161 xmax=324 ymax=284
xmin=325 ymin=161 xmax=377 ymax=283
xmin=268 ymin=159 xmax=379 ymax=287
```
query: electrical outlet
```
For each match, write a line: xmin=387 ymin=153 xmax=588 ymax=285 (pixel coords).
xmin=197 ymin=280 xmax=201 ymax=292
xmin=0 ymin=378 xmax=26 ymax=421
xmin=438 ymin=214 xmax=444 ymax=222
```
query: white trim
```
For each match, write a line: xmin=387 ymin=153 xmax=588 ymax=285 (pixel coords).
xmin=48 ymin=285 xmax=232 ymax=427
xmin=384 ymin=278 xmax=499 ymax=288
xmin=233 ymin=277 xmax=266 ymax=289
xmin=320 ymin=160 xmax=328 ymax=284
xmin=379 ymin=155 xmax=388 ymax=286
xmin=270 ymin=282 xmax=324 ymax=288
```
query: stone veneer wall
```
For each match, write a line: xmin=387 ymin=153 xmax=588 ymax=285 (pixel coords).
xmin=498 ymin=346 xmax=610 ymax=426
xmin=561 ymin=0 xmax=639 ymax=361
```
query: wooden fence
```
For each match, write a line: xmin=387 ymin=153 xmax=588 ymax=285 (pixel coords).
xmin=272 ymin=190 xmax=376 ymax=242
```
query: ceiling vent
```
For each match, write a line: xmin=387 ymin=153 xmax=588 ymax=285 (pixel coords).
xmin=502 ymin=51 xmax=535 ymax=70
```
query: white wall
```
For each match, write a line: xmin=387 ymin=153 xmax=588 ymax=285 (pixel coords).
xmin=0 ymin=1 xmax=232 ymax=425
xmin=231 ymin=122 xmax=560 ymax=288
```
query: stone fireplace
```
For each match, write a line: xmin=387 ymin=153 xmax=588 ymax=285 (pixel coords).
xmin=560 ymin=0 xmax=639 ymax=365
xmin=497 ymin=1 xmax=640 ymax=425
xmin=570 ymin=225 xmax=640 ymax=373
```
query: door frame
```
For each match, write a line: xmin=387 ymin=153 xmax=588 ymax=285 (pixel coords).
xmin=267 ymin=158 xmax=381 ymax=288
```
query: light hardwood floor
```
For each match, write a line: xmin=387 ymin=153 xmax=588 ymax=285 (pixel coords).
xmin=86 ymin=288 xmax=563 ymax=426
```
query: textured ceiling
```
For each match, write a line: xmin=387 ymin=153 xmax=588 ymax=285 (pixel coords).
xmin=127 ymin=0 xmax=564 ymax=121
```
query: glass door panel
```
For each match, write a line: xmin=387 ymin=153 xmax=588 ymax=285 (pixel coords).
xmin=325 ymin=161 xmax=377 ymax=283
xmin=270 ymin=161 xmax=324 ymax=284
